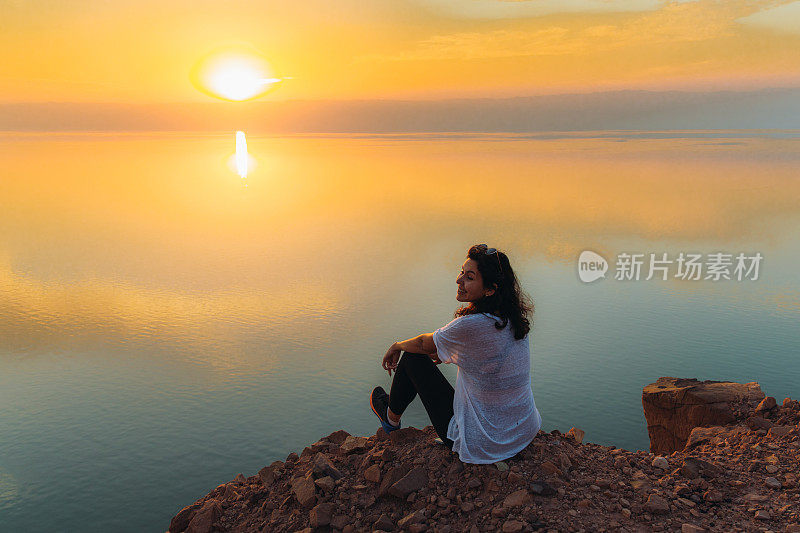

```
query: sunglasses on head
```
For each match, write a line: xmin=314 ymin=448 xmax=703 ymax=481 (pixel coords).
xmin=475 ymin=243 xmax=503 ymax=275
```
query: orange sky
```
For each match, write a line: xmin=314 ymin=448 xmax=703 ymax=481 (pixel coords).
xmin=1 ymin=0 xmax=799 ymax=103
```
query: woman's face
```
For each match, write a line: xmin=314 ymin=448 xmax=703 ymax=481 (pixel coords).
xmin=456 ymin=259 xmax=495 ymax=302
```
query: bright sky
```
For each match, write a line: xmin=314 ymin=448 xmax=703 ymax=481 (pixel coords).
xmin=1 ymin=0 xmax=799 ymax=103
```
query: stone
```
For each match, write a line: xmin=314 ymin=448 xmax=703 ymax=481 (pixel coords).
xmin=388 ymin=427 xmax=425 ymax=445
xmin=755 ymin=509 xmax=771 ymax=520
xmin=539 ymin=461 xmax=562 ymax=477
xmin=681 ymin=524 xmax=705 ymax=533
xmin=309 ymin=502 xmax=334 ymax=528
xmin=652 ymin=456 xmax=669 ymax=470
xmin=290 ymin=476 xmax=317 ymax=508
xmin=747 ymin=416 xmax=773 ymax=430
xmin=330 ymin=515 xmax=349 ymax=529
xmin=341 ymin=436 xmax=368 ymax=454
xmin=257 ymin=461 xmax=284 ymax=487
xmin=495 ymin=461 xmax=509 ymax=472
xmin=388 ymin=467 xmax=427 ymax=498
xmin=768 ymin=426 xmax=793 ymax=438
xmin=315 ymin=476 xmax=335 ymax=492
xmin=503 ymin=489 xmax=532 ymax=508
xmin=467 ymin=477 xmax=482 ymax=489
xmin=379 ymin=466 xmax=406 ymax=497
xmin=373 ymin=513 xmax=394 ymax=531
xmin=756 ymin=396 xmax=777 ymax=413
xmin=644 ymin=494 xmax=670 ymax=514
xmin=364 ymin=464 xmax=382 ymax=483
xmin=185 ymin=501 xmax=222 ymax=533
xmin=397 ymin=509 xmax=424 ymax=528
xmin=680 ymin=457 xmax=722 ymax=479
xmin=286 ymin=452 xmax=299 ymax=462
xmin=566 ymin=427 xmax=585 ymax=444
xmin=642 ymin=377 xmax=763 ymax=454
xmin=502 ymin=520 xmax=525 ymax=532
xmin=530 ymin=480 xmax=556 ymax=496
xmin=766 ymin=464 xmax=779 ymax=474
xmin=765 ymin=477 xmax=782 ymax=490
xmin=169 ymin=502 xmax=202 ymax=533
xmin=702 ymin=489 xmax=723 ymax=502
xmin=325 ymin=429 xmax=351 ymax=444
xmin=312 ymin=453 xmax=343 ymax=480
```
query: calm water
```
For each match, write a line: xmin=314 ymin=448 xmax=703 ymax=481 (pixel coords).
xmin=1 ymin=131 xmax=799 ymax=532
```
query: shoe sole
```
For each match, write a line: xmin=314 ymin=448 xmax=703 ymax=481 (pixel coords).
xmin=370 ymin=388 xmax=398 ymax=432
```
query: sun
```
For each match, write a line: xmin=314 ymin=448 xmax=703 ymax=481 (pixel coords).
xmin=191 ymin=49 xmax=281 ymax=102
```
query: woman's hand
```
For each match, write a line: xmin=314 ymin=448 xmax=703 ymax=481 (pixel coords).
xmin=382 ymin=342 xmax=402 ymax=376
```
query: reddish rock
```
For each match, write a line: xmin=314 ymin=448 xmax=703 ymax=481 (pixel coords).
xmin=340 ymin=436 xmax=368 ymax=454
xmin=502 ymin=520 xmax=525 ymax=532
xmin=364 ymin=464 xmax=381 ymax=483
xmin=503 ymin=489 xmax=532 ymax=508
xmin=644 ymin=494 xmax=670 ymax=514
xmin=767 ymin=425 xmax=793 ymax=438
xmin=290 ymin=475 xmax=317 ymax=508
xmin=756 ymin=396 xmax=777 ymax=413
xmin=388 ymin=427 xmax=425 ymax=445
xmin=378 ymin=466 xmax=406 ymax=497
xmin=185 ymin=501 xmax=221 ymax=533
xmin=168 ymin=502 xmax=202 ymax=533
xmin=325 ymin=429 xmax=351 ymax=444
xmin=388 ymin=467 xmax=427 ymax=498
xmin=312 ymin=452 xmax=343 ymax=479
xmin=309 ymin=502 xmax=334 ymax=527
xmin=642 ymin=377 xmax=764 ymax=454
xmin=566 ymin=427 xmax=585 ymax=444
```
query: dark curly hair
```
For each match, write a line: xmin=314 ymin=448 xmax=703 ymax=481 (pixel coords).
xmin=454 ymin=244 xmax=534 ymax=340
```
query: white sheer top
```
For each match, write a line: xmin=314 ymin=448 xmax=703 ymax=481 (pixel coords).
xmin=433 ymin=313 xmax=541 ymax=464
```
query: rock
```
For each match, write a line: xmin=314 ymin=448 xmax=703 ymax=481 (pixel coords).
xmin=680 ymin=457 xmax=722 ymax=479
xmin=312 ymin=452 xmax=343 ymax=479
xmin=325 ymin=429 xmax=351 ymax=444
xmin=378 ymin=466 xmax=406 ymax=497
xmin=388 ymin=467 xmax=427 ymax=498
xmin=755 ymin=509 xmax=771 ymax=520
xmin=169 ymin=502 xmax=202 ymax=533
xmin=286 ymin=452 xmax=299 ymax=462
xmin=373 ymin=513 xmax=394 ymax=531
xmin=747 ymin=416 xmax=773 ymax=430
xmin=364 ymin=464 xmax=382 ymax=483
xmin=502 ymin=520 xmax=525 ymax=533
xmin=702 ymin=489 xmax=723 ymax=502
xmin=756 ymin=396 xmax=777 ymax=413
xmin=290 ymin=476 xmax=317 ymax=508
xmin=785 ymin=525 xmax=800 ymax=533
xmin=330 ymin=515 xmax=349 ymax=529
xmin=397 ymin=509 xmax=424 ymax=528
xmin=467 ymin=477 xmax=482 ymax=489
xmin=494 ymin=461 xmax=509 ymax=472
xmin=530 ymin=480 xmax=556 ymax=496
xmin=340 ymin=436 xmax=368 ymax=454
xmin=539 ymin=461 xmax=562 ymax=477
xmin=768 ymin=425 xmax=793 ymax=438
xmin=566 ymin=427 xmax=585 ymax=444
xmin=185 ymin=501 xmax=222 ymax=533
xmin=765 ymin=477 xmax=782 ymax=490
xmin=503 ymin=489 xmax=532 ymax=508
xmin=644 ymin=494 xmax=670 ymax=514
xmin=642 ymin=377 xmax=763 ymax=454
xmin=314 ymin=476 xmax=335 ymax=492
xmin=257 ymin=461 xmax=283 ymax=487
xmin=766 ymin=464 xmax=779 ymax=474
xmin=388 ymin=427 xmax=424 ymax=445
xmin=652 ymin=456 xmax=669 ymax=470
xmin=681 ymin=524 xmax=705 ymax=533
xmin=309 ymin=502 xmax=334 ymax=528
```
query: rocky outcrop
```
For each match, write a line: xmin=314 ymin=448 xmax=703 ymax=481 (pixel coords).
xmin=642 ymin=377 xmax=765 ymax=454
xmin=169 ymin=381 xmax=800 ymax=533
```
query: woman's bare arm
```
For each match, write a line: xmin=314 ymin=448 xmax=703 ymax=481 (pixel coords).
xmin=393 ymin=333 xmax=436 ymax=355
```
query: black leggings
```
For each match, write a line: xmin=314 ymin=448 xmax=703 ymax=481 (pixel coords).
xmin=388 ymin=352 xmax=455 ymax=449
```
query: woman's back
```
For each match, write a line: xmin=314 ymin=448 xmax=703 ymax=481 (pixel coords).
xmin=434 ymin=313 xmax=542 ymax=464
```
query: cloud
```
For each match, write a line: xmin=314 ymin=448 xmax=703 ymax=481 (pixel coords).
xmin=737 ymin=1 xmax=800 ymax=34
xmin=360 ymin=0 xmax=794 ymax=62
xmin=413 ymin=0 xmax=662 ymax=19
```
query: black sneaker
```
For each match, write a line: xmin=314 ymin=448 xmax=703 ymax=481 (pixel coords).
xmin=370 ymin=386 xmax=401 ymax=433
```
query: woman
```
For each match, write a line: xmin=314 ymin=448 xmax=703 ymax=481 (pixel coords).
xmin=370 ymin=244 xmax=542 ymax=464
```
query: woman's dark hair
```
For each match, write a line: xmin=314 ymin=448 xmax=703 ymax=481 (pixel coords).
xmin=454 ymin=244 xmax=534 ymax=340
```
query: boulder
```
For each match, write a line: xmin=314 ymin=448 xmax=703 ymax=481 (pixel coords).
xmin=387 ymin=467 xmax=427 ymax=498
xmin=290 ymin=475 xmax=317 ymax=508
xmin=642 ymin=377 xmax=764 ymax=454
